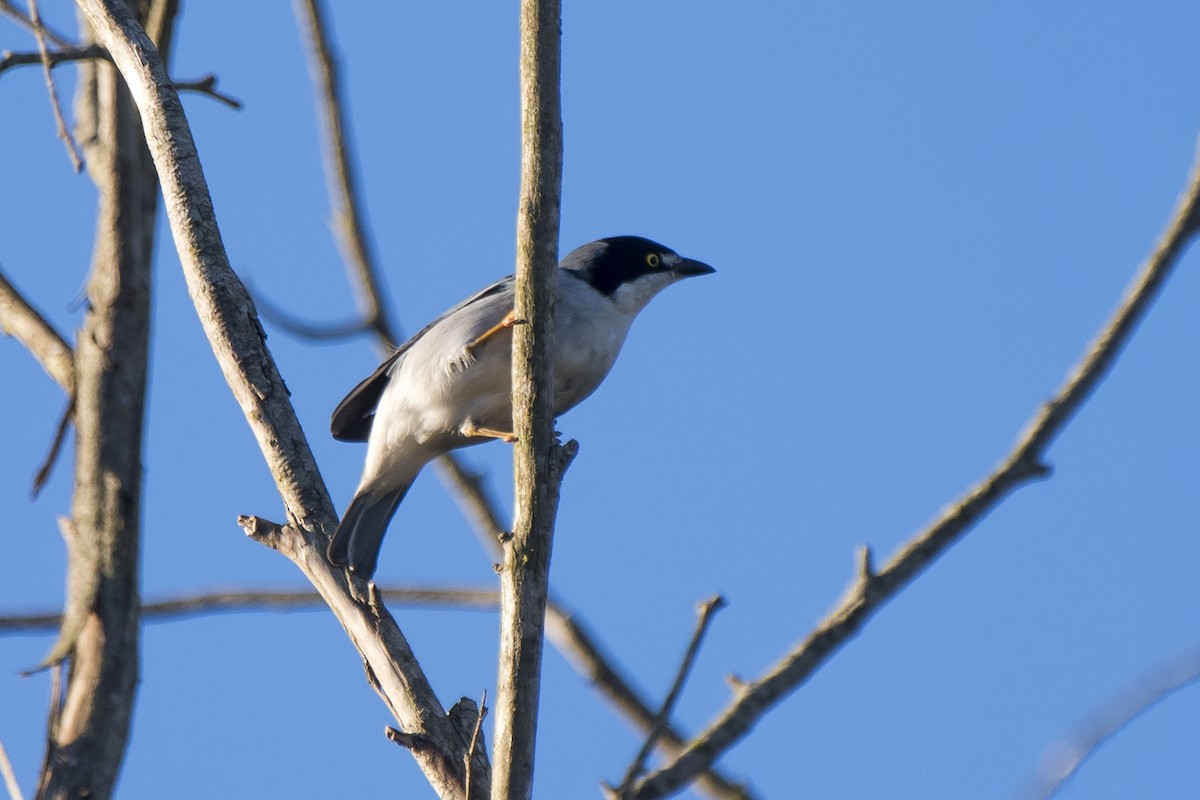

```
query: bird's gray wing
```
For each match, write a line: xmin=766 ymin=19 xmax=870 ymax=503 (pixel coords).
xmin=330 ymin=275 xmax=515 ymax=442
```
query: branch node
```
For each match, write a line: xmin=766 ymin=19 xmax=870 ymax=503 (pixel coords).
xmin=237 ymin=514 xmax=287 ymax=548
xmin=855 ymin=545 xmax=875 ymax=585
xmin=385 ymin=726 xmax=435 ymax=752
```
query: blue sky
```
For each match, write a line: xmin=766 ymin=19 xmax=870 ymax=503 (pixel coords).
xmin=3 ymin=3 xmax=1199 ymax=798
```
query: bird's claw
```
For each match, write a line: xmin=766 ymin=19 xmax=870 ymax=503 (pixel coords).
xmin=464 ymin=309 xmax=524 ymax=354
xmin=461 ymin=421 xmax=518 ymax=443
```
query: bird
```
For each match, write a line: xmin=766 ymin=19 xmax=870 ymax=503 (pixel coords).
xmin=328 ymin=236 xmax=715 ymax=578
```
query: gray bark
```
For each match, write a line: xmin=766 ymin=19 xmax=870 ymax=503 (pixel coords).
xmin=36 ymin=3 xmax=175 ymax=797
xmin=490 ymin=1 xmax=566 ymax=799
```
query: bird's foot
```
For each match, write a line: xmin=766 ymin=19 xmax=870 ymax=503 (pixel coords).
xmin=464 ymin=308 xmax=526 ymax=354
xmin=461 ymin=421 xmax=518 ymax=443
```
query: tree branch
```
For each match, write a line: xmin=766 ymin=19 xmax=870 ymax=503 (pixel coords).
xmin=0 ymin=586 xmax=499 ymax=633
xmin=34 ymin=3 xmax=170 ymax=794
xmin=283 ymin=3 xmax=748 ymax=795
xmin=71 ymin=2 xmax=480 ymax=796
xmin=0 ymin=44 xmax=106 ymax=75
xmin=0 ymin=736 xmax=24 ymax=800
xmin=629 ymin=143 xmax=1200 ymax=800
xmin=1 ymin=48 xmax=241 ymax=108
xmin=291 ymin=0 xmax=396 ymax=346
xmin=1030 ymin=645 xmax=1200 ymax=800
xmin=0 ymin=266 xmax=75 ymax=392
xmin=27 ymin=0 xmax=84 ymax=171
xmin=611 ymin=597 xmax=726 ymax=798
xmin=489 ymin=2 xmax=565 ymax=798
xmin=0 ymin=0 xmax=73 ymax=47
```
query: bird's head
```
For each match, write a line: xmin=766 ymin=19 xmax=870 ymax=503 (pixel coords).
xmin=561 ymin=236 xmax=715 ymax=314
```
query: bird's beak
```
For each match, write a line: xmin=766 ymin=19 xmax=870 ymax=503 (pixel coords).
xmin=672 ymin=257 xmax=716 ymax=278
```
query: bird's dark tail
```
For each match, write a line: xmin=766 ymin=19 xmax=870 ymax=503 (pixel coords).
xmin=327 ymin=483 xmax=412 ymax=579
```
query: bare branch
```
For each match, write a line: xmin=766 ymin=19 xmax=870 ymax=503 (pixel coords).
xmin=33 ymin=2 xmax=168 ymax=793
xmin=1030 ymin=646 xmax=1200 ymax=800
xmin=0 ymin=736 xmax=24 ymax=800
xmin=630 ymin=144 xmax=1200 ymax=800
xmin=0 ymin=265 xmax=76 ymax=392
xmin=465 ymin=690 xmax=488 ymax=800
xmin=0 ymin=266 xmax=80 ymax=494
xmin=1 ymin=48 xmax=240 ymax=108
xmin=172 ymin=73 xmax=242 ymax=109
xmin=490 ymin=2 xmax=566 ymax=798
xmin=252 ymin=281 xmax=374 ymax=341
xmin=284 ymin=2 xmax=748 ymax=795
xmin=0 ymin=586 xmax=499 ymax=633
xmin=29 ymin=0 xmax=84 ymax=171
xmin=291 ymin=0 xmax=397 ymax=345
xmin=0 ymin=0 xmax=73 ymax=46
xmin=611 ymin=596 xmax=727 ymax=798
xmin=72 ymin=1 xmax=479 ymax=795
xmin=31 ymin=393 xmax=74 ymax=497
xmin=543 ymin=606 xmax=754 ymax=800
xmin=0 ymin=43 xmax=106 ymax=75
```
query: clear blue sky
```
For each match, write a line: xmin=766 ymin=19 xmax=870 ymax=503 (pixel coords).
xmin=3 ymin=3 xmax=1199 ymax=798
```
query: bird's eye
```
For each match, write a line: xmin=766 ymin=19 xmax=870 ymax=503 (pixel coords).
xmin=645 ymin=253 xmax=661 ymax=269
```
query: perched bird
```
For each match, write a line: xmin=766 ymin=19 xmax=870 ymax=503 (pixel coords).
xmin=328 ymin=236 xmax=715 ymax=577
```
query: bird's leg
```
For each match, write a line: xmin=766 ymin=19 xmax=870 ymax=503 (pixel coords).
xmin=464 ymin=308 xmax=526 ymax=354
xmin=461 ymin=420 xmax=518 ymax=443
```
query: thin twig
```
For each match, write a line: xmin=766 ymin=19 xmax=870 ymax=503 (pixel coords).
xmin=1029 ymin=646 xmax=1200 ymax=800
xmin=0 ymin=736 xmax=24 ymax=800
xmin=612 ymin=596 xmax=727 ymax=798
xmin=172 ymin=74 xmax=242 ymax=109
xmin=1 ymin=49 xmax=241 ymax=109
xmin=0 ymin=44 xmax=106 ymax=75
xmin=252 ymin=281 xmax=372 ymax=341
xmin=465 ymin=690 xmax=488 ymax=800
xmin=28 ymin=0 xmax=84 ymax=171
xmin=629 ymin=144 xmax=1200 ymax=800
xmin=0 ymin=0 xmax=72 ymax=47
xmin=31 ymin=393 xmax=74 ymax=497
xmin=0 ymin=586 xmax=499 ymax=633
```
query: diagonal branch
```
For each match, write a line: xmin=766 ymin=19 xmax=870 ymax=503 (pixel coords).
xmin=0 ymin=0 xmax=73 ymax=46
xmin=629 ymin=145 xmax=1200 ymax=800
xmin=0 ymin=266 xmax=75 ymax=392
xmin=28 ymin=0 xmax=84 ymax=171
xmin=1029 ymin=645 xmax=1200 ymax=800
xmin=611 ymin=597 xmax=726 ymax=798
xmin=72 ymin=2 xmax=481 ymax=796
xmin=291 ymin=0 xmax=397 ymax=346
xmin=0 ymin=736 xmax=24 ymax=800
xmin=285 ymin=4 xmax=750 ymax=796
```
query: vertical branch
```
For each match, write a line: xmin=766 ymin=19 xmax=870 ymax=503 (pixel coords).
xmin=35 ymin=3 xmax=177 ymax=798
xmin=490 ymin=1 xmax=566 ymax=799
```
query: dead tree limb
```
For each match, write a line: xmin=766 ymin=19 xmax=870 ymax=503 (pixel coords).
xmin=489 ymin=2 xmax=566 ymax=799
xmin=629 ymin=144 xmax=1200 ymax=800
xmin=34 ymin=3 xmax=175 ymax=797
xmin=71 ymin=1 xmax=485 ymax=795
